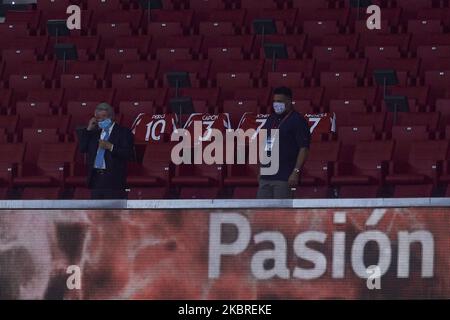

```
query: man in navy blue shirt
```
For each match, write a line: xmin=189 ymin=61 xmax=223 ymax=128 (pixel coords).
xmin=257 ymin=87 xmax=311 ymax=199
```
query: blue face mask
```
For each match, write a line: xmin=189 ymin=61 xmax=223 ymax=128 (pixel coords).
xmin=98 ymin=118 xmax=112 ymax=130
xmin=273 ymin=102 xmax=286 ymax=115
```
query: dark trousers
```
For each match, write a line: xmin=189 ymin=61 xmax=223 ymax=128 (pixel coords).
xmin=257 ymin=178 xmax=293 ymax=199
xmin=90 ymin=170 xmax=127 ymax=199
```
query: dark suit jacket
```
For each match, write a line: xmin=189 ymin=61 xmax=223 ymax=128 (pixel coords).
xmin=77 ymin=123 xmax=134 ymax=189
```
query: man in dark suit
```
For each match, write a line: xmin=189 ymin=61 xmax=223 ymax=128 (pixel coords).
xmin=77 ymin=103 xmax=134 ymax=199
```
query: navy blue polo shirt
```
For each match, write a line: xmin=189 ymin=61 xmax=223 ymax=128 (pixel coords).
xmin=260 ymin=110 xmax=311 ymax=181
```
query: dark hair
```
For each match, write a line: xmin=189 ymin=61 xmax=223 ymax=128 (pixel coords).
xmin=273 ymin=86 xmax=293 ymax=99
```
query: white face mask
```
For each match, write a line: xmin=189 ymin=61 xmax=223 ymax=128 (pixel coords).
xmin=273 ymin=102 xmax=286 ymax=114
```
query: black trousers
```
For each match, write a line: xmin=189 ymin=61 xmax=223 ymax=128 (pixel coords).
xmin=90 ymin=170 xmax=127 ymax=199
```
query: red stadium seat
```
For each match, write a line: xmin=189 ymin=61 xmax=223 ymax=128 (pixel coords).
xmin=364 ymin=46 xmax=401 ymax=59
xmin=338 ymin=87 xmax=378 ymax=106
xmin=147 ymin=22 xmax=184 ymax=36
xmin=231 ymin=187 xmax=258 ymax=199
xmin=207 ymin=47 xmax=244 ymax=60
xmin=302 ymin=20 xmax=339 ymax=38
xmin=0 ymin=188 xmax=9 ymax=199
xmin=21 ymin=187 xmax=62 ymax=200
xmin=439 ymin=160 xmax=450 ymax=184
xmin=320 ymin=72 xmax=357 ymax=87
xmin=417 ymin=45 xmax=450 ymax=64
xmin=435 ymin=99 xmax=450 ymax=132
xmin=292 ymin=100 xmax=313 ymax=114
xmin=294 ymin=186 xmax=329 ymax=199
xmin=391 ymin=126 xmax=430 ymax=141
xmin=396 ymin=0 xmax=434 ymax=18
xmin=4 ymin=61 xmax=56 ymax=83
xmin=155 ymin=48 xmax=192 ymax=61
xmin=0 ymin=143 xmax=25 ymax=187
xmin=113 ymin=36 xmax=151 ymax=57
xmin=96 ymin=22 xmax=133 ymax=40
xmin=314 ymin=34 xmax=359 ymax=54
xmin=31 ymin=115 xmax=70 ymax=135
xmin=50 ymin=36 xmax=99 ymax=60
xmin=189 ymin=0 xmax=226 ymax=10
xmin=127 ymin=143 xmax=175 ymax=187
xmin=8 ymin=75 xmax=44 ymax=91
xmin=22 ymin=128 xmax=60 ymax=163
xmin=170 ymin=88 xmax=220 ymax=107
xmin=203 ymin=9 xmax=246 ymax=25
xmin=148 ymin=10 xmax=194 ymax=29
xmin=0 ymin=23 xmax=29 ymax=38
xmin=386 ymin=141 xmax=448 ymax=186
xmin=198 ymin=21 xmax=236 ymax=36
xmin=0 ymin=89 xmax=12 ymax=111
xmin=93 ymin=9 xmax=144 ymax=33
xmin=172 ymin=163 xmax=224 ymax=187
xmin=424 ymin=71 xmax=450 ymax=99
xmin=301 ymin=141 xmax=340 ymax=186
xmin=59 ymin=61 xmax=108 ymax=79
xmin=0 ymin=36 xmax=48 ymax=58
xmin=115 ymin=88 xmax=167 ymax=107
xmin=60 ymin=74 xmax=97 ymax=89
xmin=224 ymin=164 xmax=259 ymax=187
xmin=150 ymin=35 xmax=203 ymax=56
xmin=338 ymin=185 xmax=379 ymax=198
xmin=210 ymin=59 xmax=263 ymax=79
xmin=15 ymin=102 xmax=52 ymax=129
xmin=0 ymin=115 xmax=19 ymax=136
xmin=66 ymin=89 xmax=115 ymax=105
xmin=297 ymin=8 xmax=349 ymax=26
xmin=337 ymin=126 xmax=376 ymax=145
xmin=389 ymin=86 xmax=430 ymax=107
xmin=393 ymin=184 xmax=434 ymax=198
xmin=202 ymin=35 xmax=255 ymax=56
xmin=111 ymin=73 xmax=149 ymax=89
xmin=104 ymin=48 xmax=141 ymax=63
xmin=120 ymin=61 xmax=159 ymax=82
xmin=1 ymin=49 xmax=36 ymax=65
xmin=72 ymin=187 xmax=91 ymax=199
xmin=240 ymin=0 xmax=279 ymax=9
xmin=215 ymin=72 xmax=253 ymax=88
xmin=88 ymin=0 xmax=122 ymax=10
xmin=228 ymin=88 xmax=271 ymax=106
xmin=14 ymin=143 xmax=77 ymax=187
xmin=408 ymin=20 xmax=443 ymax=34
xmin=331 ymin=141 xmax=395 ymax=186
xmin=266 ymin=72 xmax=303 ymax=88
xmin=263 ymin=59 xmax=314 ymax=80
xmin=222 ymin=100 xmax=259 ymax=127
xmin=5 ymin=10 xmax=41 ymax=31
xmin=158 ymin=60 xmax=210 ymax=84
xmin=179 ymin=187 xmax=221 ymax=199
xmin=312 ymin=46 xmax=349 ymax=62
xmin=119 ymin=101 xmax=155 ymax=127
xmin=368 ymin=59 xmax=420 ymax=82
xmin=339 ymin=112 xmax=387 ymax=133
xmin=291 ymin=87 xmax=324 ymax=107
xmin=126 ymin=187 xmax=169 ymax=199
xmin=385 ymin=112 xmax=439 ymax=132
xmin=255 ymin=34 xmax=306 ymax=58
xmin=359 ymin=34 xmax=411 ymax=54
xmin=291 ymin=0 xmax=328 ymax=8
xmin=323 ymin=59 xmax=368 ymax=79
xmin=329 ymin=100 xmax=368 ymax=114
